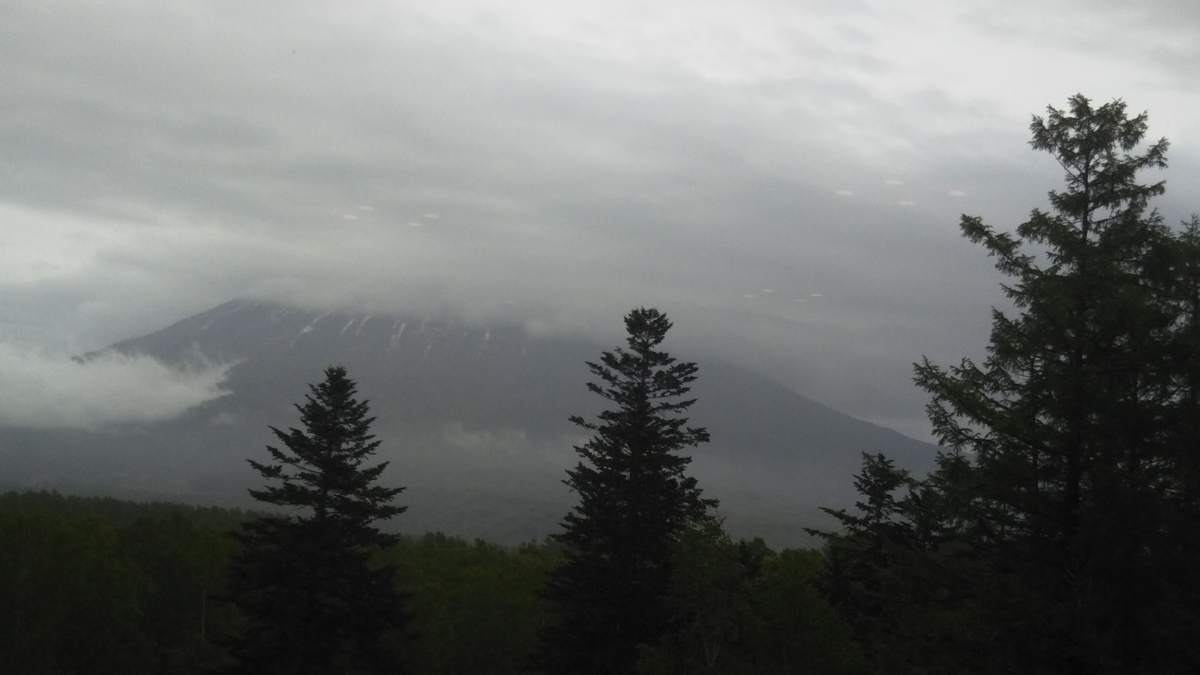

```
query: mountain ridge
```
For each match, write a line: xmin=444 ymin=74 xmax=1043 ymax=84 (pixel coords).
xmin=3 ymin=299 xmax=939 ymax=546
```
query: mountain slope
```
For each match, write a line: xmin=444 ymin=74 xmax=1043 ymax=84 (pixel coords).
xmin=0 ymin=300 xmax=938 ymax=545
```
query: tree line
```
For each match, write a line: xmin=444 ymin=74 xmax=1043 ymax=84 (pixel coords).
xmin=3 ymin=94 xmax=1199 ymax=673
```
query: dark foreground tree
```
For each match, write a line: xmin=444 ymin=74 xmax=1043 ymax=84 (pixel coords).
xmin=807 ymin=454 xmax=916 ymax=666
xmin=536 ymin=308 xmax=716 ymax=675
xmin=807 ymin=96 xmax=1200 ymax=675
xmin=228 ymin=366 xmax=406 ymax=675
xmin=903 ymin=95 xmax=1199 ymax=673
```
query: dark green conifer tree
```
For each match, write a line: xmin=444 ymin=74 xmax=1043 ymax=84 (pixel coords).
xmin=228 ymin=366 xmax=406 ymax=675
xmin=912 ymin=95 xmax=1191 ymax=673
xmin=808 ymin=454 xmax=914 ymax=647
xmin=536 ymin=308 xmax=715 ymax=675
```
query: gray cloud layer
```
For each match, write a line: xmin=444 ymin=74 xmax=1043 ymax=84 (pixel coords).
xmin=3 ymin=0 xmax=1199 ymax=437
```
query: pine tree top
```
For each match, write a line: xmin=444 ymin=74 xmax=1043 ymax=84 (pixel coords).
xmin=247 ymin=366 xmax=405 ymax=546
xmin=557 ymin=308 xmax=716 ymax=552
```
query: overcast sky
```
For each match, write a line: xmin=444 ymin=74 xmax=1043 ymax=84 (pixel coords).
xmin=3 ymin=0 xmax=1200 ymax=437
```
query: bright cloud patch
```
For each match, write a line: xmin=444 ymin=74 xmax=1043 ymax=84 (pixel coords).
xmin=0 ymin=346 xmax=233 ymax=429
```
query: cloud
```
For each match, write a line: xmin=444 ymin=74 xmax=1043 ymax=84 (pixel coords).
xmin=0 ymin=345 xmax=233 ymax=429
xmin=0 ymin=0 xmax=1197 ymax=441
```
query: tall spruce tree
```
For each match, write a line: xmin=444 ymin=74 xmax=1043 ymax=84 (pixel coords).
xmin=911 ymin=95 xmax=1195 ymax=673
xmin=536 ymin=308 xmax=715 ymax=675
xmin=228 ymin=366 xmax=406 ymax=675
xmin=808 ymin=454 xmax=914 ymax=657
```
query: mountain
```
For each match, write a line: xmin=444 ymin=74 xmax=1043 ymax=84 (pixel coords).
xmin=0 ymin=300 xmax=939 ymax=546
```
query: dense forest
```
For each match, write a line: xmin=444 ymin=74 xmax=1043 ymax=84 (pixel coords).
xmin=4 ymin=95 xmax=1200 ymax=673
xmin=0 ymin=491 xmax=857 ymax=674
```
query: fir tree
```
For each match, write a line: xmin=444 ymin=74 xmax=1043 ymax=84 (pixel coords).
xmin=806 ymin=454 xmax=925 ymax=672
xmin=228 ymin=366 xmax=406 ymax=675
xmin=536 ymin=308 xmax=715 ymax=675
xmin=810 ymin=455 xmax=913 ymax=613
xmin=912 ymin=95 xmax=1192 ymax=673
